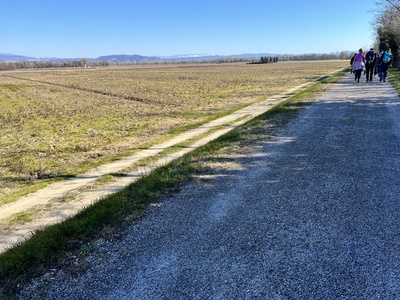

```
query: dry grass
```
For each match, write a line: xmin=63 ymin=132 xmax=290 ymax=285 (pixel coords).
xmin=0 ymin=61 xmax=347 ymax=204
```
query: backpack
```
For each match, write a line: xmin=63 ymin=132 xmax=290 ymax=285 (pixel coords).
xmin=366 ymin=50 xmax=374 ymax=64
xmin=382 ymin=52 xmax=392 ymax=64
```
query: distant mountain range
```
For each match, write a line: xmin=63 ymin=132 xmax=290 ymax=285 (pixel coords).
xmin=0 ymin=53 xmax=278 ymax=63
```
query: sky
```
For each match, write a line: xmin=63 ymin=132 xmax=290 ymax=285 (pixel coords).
xmin=1 ymin=0 xmax=379 ymax=58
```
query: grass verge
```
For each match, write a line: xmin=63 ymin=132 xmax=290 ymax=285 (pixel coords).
xmin=0 ymin=70 xmax=346 ymax=299
xmin=388 ymin=67 xmax=400 ymax=93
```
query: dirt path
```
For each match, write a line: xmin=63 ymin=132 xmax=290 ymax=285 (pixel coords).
xmin=0 ymin=71 xmax=341 ymax=253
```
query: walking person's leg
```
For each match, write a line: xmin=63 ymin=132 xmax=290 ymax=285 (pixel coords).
xmin=367 ymin=65 xmax=373 ymax=81
xmin=356 ymin=69 xmax=361 ymax=82
xmin=379 ymin=65 xmax=383 ymax=81
xmin=383 ymin=64 xmax=389 ymax=82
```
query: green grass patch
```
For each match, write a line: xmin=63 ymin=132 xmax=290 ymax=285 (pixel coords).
xmin=388 ymin=67 xmax=400 ymax=93
xmin=0 ymin=84 xmax=26 ymax=91
xmin=5 ymin=212 xmax=34 ymax=226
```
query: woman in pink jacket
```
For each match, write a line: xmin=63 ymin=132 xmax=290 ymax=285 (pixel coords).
xmin=352 ymin=48 xmax=366 ymax=82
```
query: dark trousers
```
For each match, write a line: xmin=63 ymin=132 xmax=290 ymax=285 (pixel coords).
xmin=379 ymin=63 xmax=390 ymax=79
xmin=365 ymin=63 xmax=374 ymax=81
xmin=354 ymin=69 xmax=362 ymax=81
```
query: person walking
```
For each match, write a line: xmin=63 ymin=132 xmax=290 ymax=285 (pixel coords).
xmin=365 ymin=48 xmax=375 ymax=82
xmin=378 ymin=48 xmax=393 ymax=82
xmin=350 ymin=53 xmax=357 ymax=74
xmin=374 ymin=52 xmax=380 ymax=77
xmin=352 ymin=48 xmax=365 ymax=83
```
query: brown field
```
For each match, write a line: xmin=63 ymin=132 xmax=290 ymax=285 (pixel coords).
xmin=0 ymin=60 xmax=347 ymax=204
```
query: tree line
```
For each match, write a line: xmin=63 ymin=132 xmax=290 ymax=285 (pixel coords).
xmin=373 ymin=0 xmax=400 ymax=66
xmin=0 ymin=59 xmax=110 ymax=71
xmin=247 ymin=56 xmax=279 ymax=64
xmin=279 ymin=52 xmax=352 ymax=61
xmin=0 ymin=53 xmax=350 ymax=71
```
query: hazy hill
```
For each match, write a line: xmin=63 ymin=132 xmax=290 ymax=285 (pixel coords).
xmin=0 ymin=53 xmax=278 ymax=63
xmin=93 ymin=54 xmax=160 ymax=63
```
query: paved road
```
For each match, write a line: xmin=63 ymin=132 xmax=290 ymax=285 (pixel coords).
xmin=20 ymin=72 xmax=400 ymax=299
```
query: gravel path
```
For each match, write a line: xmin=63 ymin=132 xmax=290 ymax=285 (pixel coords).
xmin=20 ymin=73 xmax=400 ymax=299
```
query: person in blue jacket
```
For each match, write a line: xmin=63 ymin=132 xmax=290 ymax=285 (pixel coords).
xmin=378 ymin=48 xmax=393 ymax=82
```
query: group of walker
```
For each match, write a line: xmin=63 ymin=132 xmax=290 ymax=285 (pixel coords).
xmin=350 ymin=48 xmax=393 ymax=83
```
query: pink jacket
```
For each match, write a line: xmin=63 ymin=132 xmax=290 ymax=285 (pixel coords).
xmin=352 ymin=52 xmax=365 ymax=71
xmin=353 ymin=52 xmax=365 ymax=63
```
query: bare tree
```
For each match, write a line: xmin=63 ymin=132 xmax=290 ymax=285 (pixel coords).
xmin=372 ymin=1 xmax=400 ymax=65
xmin=385 ymin=0 xmax=400 ymax=12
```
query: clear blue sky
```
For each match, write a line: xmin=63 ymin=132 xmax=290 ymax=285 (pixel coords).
xmin=1 ymin=0 xmax=378 ymax=58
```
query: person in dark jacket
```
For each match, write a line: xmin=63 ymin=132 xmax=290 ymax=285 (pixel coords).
xmin=350 ymin=53 xmax=356 ymax=73
xmin=374 ymin=52 xmax=380 ymax=77
xmin=365 ymin=48 xmax=375 ymax=82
